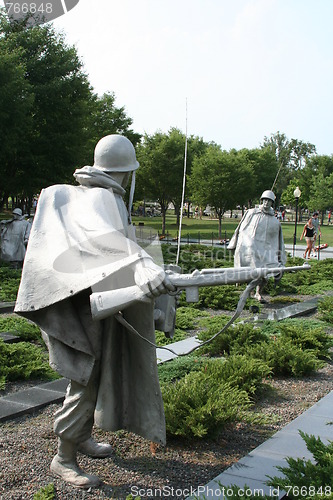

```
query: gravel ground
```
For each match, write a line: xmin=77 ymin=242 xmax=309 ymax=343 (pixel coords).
xmin=1 ymin=362 xmax=332 ymax=500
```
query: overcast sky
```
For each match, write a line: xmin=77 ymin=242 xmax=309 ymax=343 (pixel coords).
xmin=4 ymin=0 xmax=333 ymax=155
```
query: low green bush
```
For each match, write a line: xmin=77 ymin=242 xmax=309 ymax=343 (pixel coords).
xmin=0 ymin=264 xmax=21 ymax=302
xmin=215 ymin=354 xmax=271 ymax=395
xmin=33 ymin=483 xmax=55 ymax=500
xmin=161 ymin=355 xmax=271 ymax=438
xmin=0 ymin=339 xmax=59 ymax=389
xmin=298 ymin=280 xmax=333 ymax=295
xmin=154 ymin=328 xmax=188 ymax=346
xmin=197 ymin=320 xmax=269 ymax=357
xmin=260 ymin=319 xmax=333 ymax=360
xmin=175 ymin=306 xmax=209 ymax=329
xmin=196 ymin=285 xmax=243 ymax=310
xmin=318 ymin=296 xmax=333 ymax=325
xmin=162 ymin=369 xmax=251 ymax=438
xmin=265 ymin=258 xmax=333 ymax=297
xmin=247 ymin=338 xmax=322 ymax=377
xmin=0 ymin=316 xmax=42 ymax=342
xmin=267 ymin=430 xmax=333 ymax=499
xmin=158 ymin=355 xmax=208 ymax=384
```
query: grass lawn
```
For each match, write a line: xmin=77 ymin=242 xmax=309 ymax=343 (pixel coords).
xmin=132 ymin=213 xmax=333 ymax=247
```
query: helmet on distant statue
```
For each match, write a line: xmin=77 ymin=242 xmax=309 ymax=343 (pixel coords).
xmin=12 ymin=208 xmax=22 ymax=216
xmin=93 ymin=134 xmax=139 ymax=172
xmin=260 ymin=190 xmax=275 ymax=203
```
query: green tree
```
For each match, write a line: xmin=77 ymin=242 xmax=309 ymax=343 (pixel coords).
xmin=239 ymin=147 xmax=278 ymax=207
xmin=0 ymin=11 xmax=93 ymax=205
xmin=85 ymin=92 xmax=141 ymax=163
xmin=0 ymin=10 xmax=141 ymax=210
xmin=136 ymin=128 xmax=207 ymax=234
xmin=190 ymin=146 xmax=253 ymax=238
xmin=308 ymin=172 xmax=333 ymax=218
xmin=262 ymin=132 xmax=316 ymax=202
xmin=0 ymin=37 xmax=34 ymax=210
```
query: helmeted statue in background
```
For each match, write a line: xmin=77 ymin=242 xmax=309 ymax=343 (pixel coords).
xmin=0 ymin=208 xmax=31 ymax=268
xmin=15 ymin=135 xmax=174 ymax=489
xmin=227 ymin=190 xmax=286 ymax=302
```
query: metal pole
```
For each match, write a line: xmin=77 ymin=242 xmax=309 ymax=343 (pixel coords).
xmin=293 ymin=197 xmax=299 ymax=257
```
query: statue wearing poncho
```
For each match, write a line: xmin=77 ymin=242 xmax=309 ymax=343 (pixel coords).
xmin=15 ymin=135 xmax=173 ymax=489
xmin=228 ymin=190 xmax=286 ymax=302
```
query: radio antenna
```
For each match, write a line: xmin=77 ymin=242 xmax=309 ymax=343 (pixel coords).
xmin=176 ymin=99 xmax=188 ymax=266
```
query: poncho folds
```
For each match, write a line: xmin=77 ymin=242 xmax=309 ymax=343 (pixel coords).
xmin=15 ymin=176 xmax=166 ymax=445
xmin=227 ymin=207 xmax=287 ymax=268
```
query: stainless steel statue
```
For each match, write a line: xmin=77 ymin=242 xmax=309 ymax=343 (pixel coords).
xmin=0 ymin=208 xmax=31 ymax=268
xmin=14 ymin=135 xmax=174 ymax=489
xmin=227 ymin=190 xmax=286 ymax=302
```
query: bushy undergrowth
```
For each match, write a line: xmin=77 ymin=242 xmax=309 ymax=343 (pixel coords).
xmin=0 ymin=263 xmax=21 ymax=302
xmin=318 ymin=296 xmax=333 ymax=325
xmin=197 ymin=320 xmax=269 ymax=356
xmin=175 ymin=306 xmax=209 ymax=329
xmin=33 ymin=483 xmax=56 ymax=500
xmin=162 ymin=369 xmax=251 ymax=438
xmin=155 ymin=306 xmax=209 ymax=346
xmin=155 ymin=328 xmax=188 ymax=346
xmin=0 ymin=339 xmax=59 ymax=389
xmin=269 ymin=258 xmax=333 ymax=297
xmin=197 ymin=318 xmax=331 ymax=377
xmin=158 ymin=355 xmax=207 ymax=384
xmin=0 ymin=316 xmax=42 ymax=342
xmin=161 ymin=355 xmax=271 ymax=438
xmin=247 ymin=339 xmax=322 ymax=377
xmin=260 ymin=319 xmax=333 ymax=361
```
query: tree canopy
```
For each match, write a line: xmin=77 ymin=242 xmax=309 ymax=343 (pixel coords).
xmin=0 ymin=9 xmax=140 ymax=211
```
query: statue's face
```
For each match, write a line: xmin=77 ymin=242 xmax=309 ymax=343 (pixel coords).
xmin=261 ymin=198 xmax=273 ymax=212
xmin=111 ymin=172 xmax=130 ymax=188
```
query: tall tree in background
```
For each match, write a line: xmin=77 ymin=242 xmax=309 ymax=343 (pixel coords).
xmin=85 ymin=92 xmax=141 ymax=164
xmin=238 ymin=147 xmax=278 ymax=208
xmin=190 ymin=145 xmax=253 ymax=238
xmin=0 ymin=9 xmax=140 ymax=210
xmin=136 ymin=128 xmax=207 ymax=234
xmin=262 ymin=131 xmax=316 ymax=202
xmin=0 ymin=37 xmax=34 ymax=209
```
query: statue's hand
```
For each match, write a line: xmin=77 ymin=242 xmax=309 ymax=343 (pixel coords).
xmin=134 ymin=259 xmax=176 ymax=298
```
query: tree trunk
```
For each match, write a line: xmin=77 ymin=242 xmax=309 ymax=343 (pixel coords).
xmin=161 ymin=209 xmax=167 ymax=236
xmin=218 ymin=212 xmax=223 ymax=239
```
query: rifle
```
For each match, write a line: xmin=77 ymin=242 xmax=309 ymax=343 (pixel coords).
xmin=90 ymin=264 xmax=310 ymax=337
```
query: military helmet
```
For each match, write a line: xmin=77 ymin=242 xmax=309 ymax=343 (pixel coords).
xmin=260 ymin=190 xmax=275 ymax=202
xmin=93 ymin=134 xmax=139 ymax=172
xmin=12 ymin=208 xmax=22 ymax=216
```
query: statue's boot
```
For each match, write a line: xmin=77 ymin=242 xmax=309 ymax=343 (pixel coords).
xmin=78 ymin=437 xmax=113 ymax=458
xmin=50 ymin=439 xmax=101 ymax=489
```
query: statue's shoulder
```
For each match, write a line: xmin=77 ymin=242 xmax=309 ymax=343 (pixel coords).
xmin=39 ymin=184 xmax=85 ymax=205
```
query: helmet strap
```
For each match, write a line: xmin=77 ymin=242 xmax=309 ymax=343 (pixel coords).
xmin=128 ymin=171 xmax=136 ymax=223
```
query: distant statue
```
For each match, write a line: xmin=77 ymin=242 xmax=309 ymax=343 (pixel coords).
xmin=15 ymin=135 xmax=174 ymax=489
xmin=228 ymin=190 xmax=286 ymax=302
xmin=0 ymin=208 xmax=31 ymax=268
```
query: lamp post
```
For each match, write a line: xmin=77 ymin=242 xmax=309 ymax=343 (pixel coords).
xmin=293 ymin=186 xmax=301 ymax=257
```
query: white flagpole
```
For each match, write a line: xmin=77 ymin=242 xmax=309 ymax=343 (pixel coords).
xmin=176 ymin=99 xmax=188 ymax=266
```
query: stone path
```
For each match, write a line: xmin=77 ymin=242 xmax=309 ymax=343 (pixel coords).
xmin=186 ymin=390 xmax=333 ymax=499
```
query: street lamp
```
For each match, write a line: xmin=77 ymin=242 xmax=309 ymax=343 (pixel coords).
xmin=293 ymin=186 xmax=301 ymax=257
